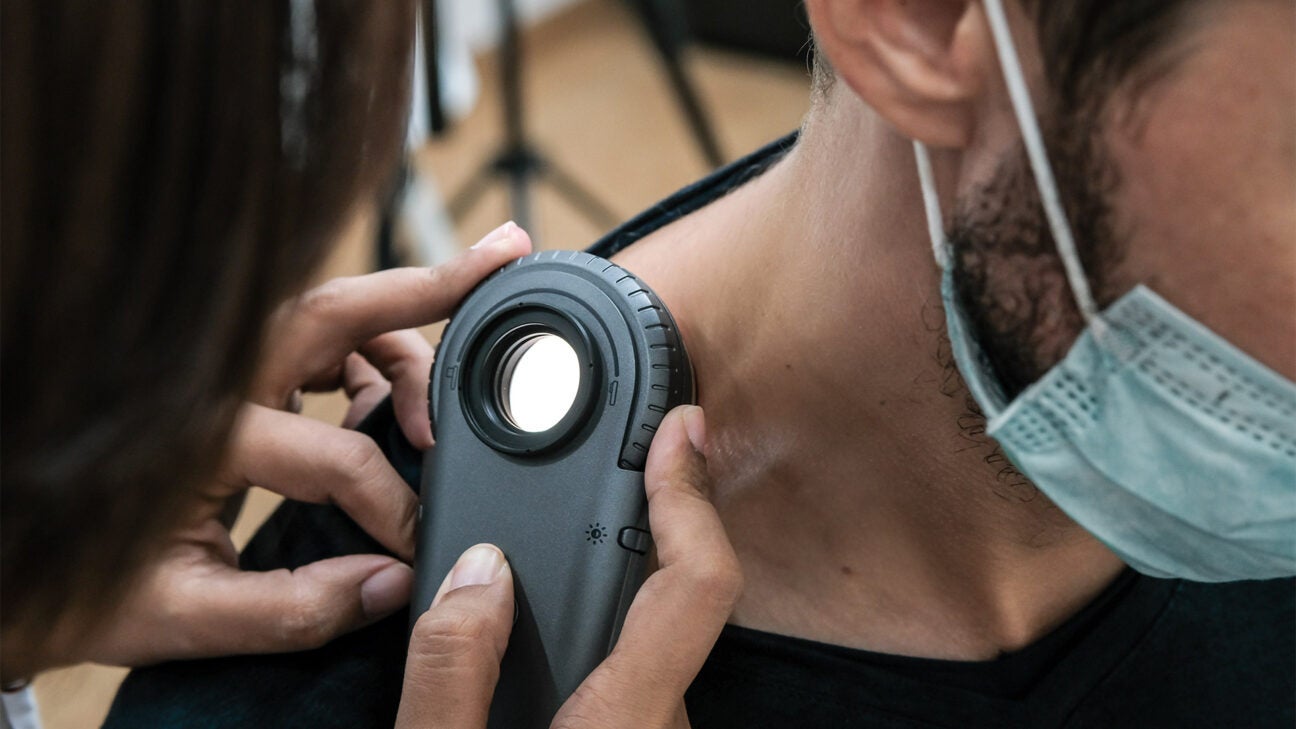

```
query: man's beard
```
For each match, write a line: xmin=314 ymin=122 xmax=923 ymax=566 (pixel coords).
xmin=946 ymin=131 xmax=1125 ymax=401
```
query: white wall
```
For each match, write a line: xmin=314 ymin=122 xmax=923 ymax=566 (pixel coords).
xmin=445 ymin=0 xmax=585 ymax=51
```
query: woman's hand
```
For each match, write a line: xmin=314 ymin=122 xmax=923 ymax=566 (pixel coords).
xmin=394 ymin=405 xmax=743 ymax=729
xmin=71 ymin=222 xmax=532 ymax=667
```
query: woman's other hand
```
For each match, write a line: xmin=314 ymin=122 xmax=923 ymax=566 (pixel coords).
xmin=68 ymin=222 xmax=531 ymax=667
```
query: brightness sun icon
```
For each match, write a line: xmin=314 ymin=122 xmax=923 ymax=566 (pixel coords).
xmin=585 ymin=523 xmax=607 ymax=544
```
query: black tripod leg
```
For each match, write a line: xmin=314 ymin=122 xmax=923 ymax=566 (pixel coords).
xmin=497 ymin=0 xmax=535 ymax=232
xmin=446 ymin=163 xmax=500 ymax=223
xmin=444 ymin=0 xmax=623 ymax=237
xmin=628 ymin=0 xmax=725 ymax=168
xmin=375 ymin=159 xmax=411 ymax=270
xmin=538 ymin=157 xmax=622 ymax=231
xmin=501 ymin=152 xmax=535 ymax=233
xmin=662 ymin=54 xmax=725 ymax=168
xmin=422 ymin=0 xmax=447 ymax=135
xmin=508 ymin=169 xmax=533 ymax=234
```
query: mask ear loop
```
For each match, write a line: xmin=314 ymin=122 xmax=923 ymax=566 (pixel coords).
xmin=914 ymin=142 xmax=952 ymax=270
xmin=981 ymin=0 xmax=1108 ymax=338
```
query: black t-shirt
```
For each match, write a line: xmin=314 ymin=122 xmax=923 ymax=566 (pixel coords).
xmin=104 ymin=135 xmax=1296 ymax=728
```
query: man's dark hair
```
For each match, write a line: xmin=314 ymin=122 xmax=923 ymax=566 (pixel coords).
xmin=1024 ymin=0 xmax=1200 ymax=118
xmin=1 ymin=1 xmax=415 ymax=656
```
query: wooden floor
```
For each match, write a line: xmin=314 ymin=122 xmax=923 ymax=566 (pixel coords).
xmin=32 ymin=1 xmax=810 ymax=726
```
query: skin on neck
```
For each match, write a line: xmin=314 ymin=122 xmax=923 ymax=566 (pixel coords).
xmin=612 ymin=86 xmax=1124 ymax=661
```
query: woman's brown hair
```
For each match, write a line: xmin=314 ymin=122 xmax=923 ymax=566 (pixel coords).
xmin=1 ymin=1 xmax=415 ymax=663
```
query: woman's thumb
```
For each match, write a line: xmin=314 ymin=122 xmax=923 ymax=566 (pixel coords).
xmin=396 ymin=544 xmax=515 ymax=729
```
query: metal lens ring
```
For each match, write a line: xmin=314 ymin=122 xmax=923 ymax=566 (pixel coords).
xmin=495 ymin=332 xmax=580 ymax=432
xmin=461 ymin=306 xmax=601 ymax=455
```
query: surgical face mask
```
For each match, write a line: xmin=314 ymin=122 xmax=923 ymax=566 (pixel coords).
xmin=913 ymin=0 xmax=1296 ymax=582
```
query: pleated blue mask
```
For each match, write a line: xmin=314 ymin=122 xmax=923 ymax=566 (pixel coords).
xmin=911 ymin=0 xmax=1296 ymax=582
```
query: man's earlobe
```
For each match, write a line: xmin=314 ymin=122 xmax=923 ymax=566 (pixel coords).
xmin=805 ymin=0 xmax=991 ymax=148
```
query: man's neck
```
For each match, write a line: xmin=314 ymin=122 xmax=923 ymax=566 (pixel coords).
xmin=611 ymin=95 xmax=1124 ymax=661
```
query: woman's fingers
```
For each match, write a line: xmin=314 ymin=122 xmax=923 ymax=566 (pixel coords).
xmin=176 ymin=553 xmax=413 ymax=657
xmin=82 ymin=542 xmax=413 ymax=665
xmin=553 ymin=406 xmax=742 ymax=729
xmin=252 ymin=221 xmax=530 ymax=420
xmin=340 ymin=353 xmax=393 ymax=430
xmin=227 ymin=405 xmax=418 ymax=561
xmin=298 ymin=230 xmax=526 ymax=349
xmin=291 ymin=328 xmax=435 ymax=446
xmin=285 ymin=328 xmax=436 ymax=447
xmin=608 ymin=406 xmax=741 ymax=687
xmin=396 ymin=544 xmax=516 ymax=729
xmin=357 ymin=329 xmax=437 ymax=449
xmin=266 ymin=223 xmax=530 ymax=393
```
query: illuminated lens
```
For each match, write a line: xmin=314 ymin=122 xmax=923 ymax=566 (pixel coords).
xmin=498 ymin=334 xmax=580 ymax=432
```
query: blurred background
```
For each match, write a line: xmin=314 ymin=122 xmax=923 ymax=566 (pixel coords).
xmin=31 ymin=0 xmax=809 ymax=725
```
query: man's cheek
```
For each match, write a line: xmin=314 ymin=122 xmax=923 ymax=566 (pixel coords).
xmin=1103 ymin=54 xmax=1296 ymax=380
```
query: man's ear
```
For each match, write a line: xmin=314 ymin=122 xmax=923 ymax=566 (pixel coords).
xmin=805 ymin=0 xmax=993 ymax=148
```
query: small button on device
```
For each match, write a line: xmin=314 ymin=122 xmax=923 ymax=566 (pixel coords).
xmin=617 ymin=526 xmax=652 ymax=555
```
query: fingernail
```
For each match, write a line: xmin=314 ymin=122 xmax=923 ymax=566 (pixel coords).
xmin=429 ymin=544 xmax=510 ymax=608
xmin=470 ymin=221 xmax=516 ymax=250
xmin=361 ymin=562 xmax=413 ymax=620
xmin=449 ymin=544 xmax=506 ymax=590
xmin=681 ymin=405 xmax=707 ymax=453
